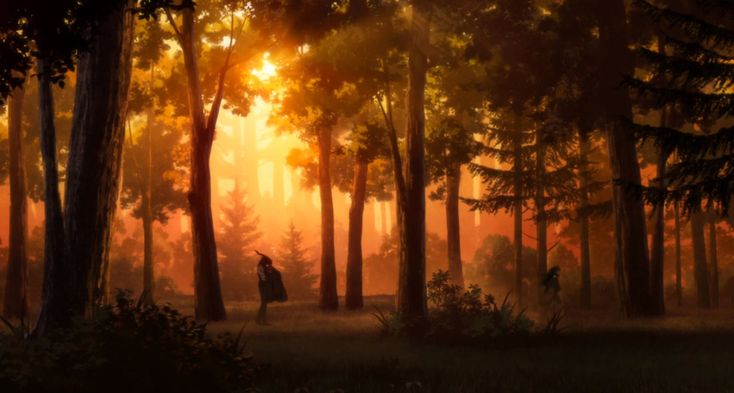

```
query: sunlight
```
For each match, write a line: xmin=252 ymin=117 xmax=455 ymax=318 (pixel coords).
xmin=252 ymin=53 xmax=277 ymax=81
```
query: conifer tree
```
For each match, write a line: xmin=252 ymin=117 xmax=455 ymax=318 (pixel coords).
xmin=277 ymin=222 xmax=318 ymax=300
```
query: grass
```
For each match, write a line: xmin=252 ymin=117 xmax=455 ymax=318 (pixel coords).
xmin=192 ymin=297 xmax=734 ymax=393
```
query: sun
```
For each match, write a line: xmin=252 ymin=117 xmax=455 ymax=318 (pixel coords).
xmin=252 ymin=53 xmax=277 ymax=81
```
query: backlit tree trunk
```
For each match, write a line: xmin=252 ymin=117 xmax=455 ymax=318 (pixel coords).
xmin=535 ymin=137 xmax=547 ymax=303
xmin=513 ymin=116 xmax=524 ymax=307
xmin=396 ymin=3 xmax=429 ymax=322
xmin=318 ymin=125 xmax=338 ymax=310
xmin=673 ymin=201 xmax=682 ymax=306
xmin=690 ymin=211 xmax=711 ymax=308
xmin=346 ymin=151 xmax=368 ymax=309
xmin=63 ymin=0 xmax=135 ymax=317
xmin=708 ymin=214 xmax=719 ymax=307
xmin=578 ymin=128 xmax=592 ymax=309
xmin=3 ymin=84 xmax=28 ymax=320
xmin=649 ymin=107 xmax=668 ymax=315
xmin=178 ymin=7 xmax=226 ymax=321
xmin=142 ymin=105 xmax=154 ymax=305
xmin=35 ymin=59 xmax=68 ymax=334
xmin=446 ymin=163 xmax=463 ymax=287
xmin=596 ymin=0 xmax=653 ymax=316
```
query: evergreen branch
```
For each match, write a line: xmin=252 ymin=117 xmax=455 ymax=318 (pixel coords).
xmin=626 ymin=77 xmax=734 ymax=118
xmin=638 ymin=47 xmax=734 ymax=90
xmin=635 ymin=0 xmax=734 ymax=50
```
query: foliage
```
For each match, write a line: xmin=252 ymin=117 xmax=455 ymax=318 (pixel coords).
xmin=376 ymin=271 xmax=534 ymax=340
xmin=218 ymin=183 xmax=262 ymax=301
xmin=466 ymin=234 xmax=539 ymax=295
xmin=277 ymin=222 xmax=318 ymax=299
xmin=0 ymin=291 xmax=255 ymax=393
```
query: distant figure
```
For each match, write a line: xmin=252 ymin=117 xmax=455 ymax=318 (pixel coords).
xmin=541 ymin=266 xmax=562 ymax=305
xmin=256 ymin=251 xmax=288 ymax=325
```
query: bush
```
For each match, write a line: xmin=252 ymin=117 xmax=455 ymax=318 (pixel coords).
xmin=375 ymin=271 xmax=534 ymax=341
xmin=0 ymin=291 xmax=255 ymax=393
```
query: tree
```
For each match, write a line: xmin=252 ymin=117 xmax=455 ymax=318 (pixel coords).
xmin=120 ymin=19 xmax=187 ymax=304
xmin=277 ymin=223 xmax=318 ymax=300
xmin=217 ymin=182 xmax=261 ymax=301
xmin=3 ymin=84 xmax=28 ymax=320
xmin=164 ymin=0 xmax=261 ymax=321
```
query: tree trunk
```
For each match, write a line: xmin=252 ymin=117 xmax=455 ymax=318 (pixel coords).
xmin=649 ymin=107 xmax=668 ymax=315
xmin=673 ymin=201 xmax=682 ymax=306
xmin=35 ymin=59 xmax=68 ymax=334
xmin=63 ymin=0 xmax=135 ymax=317
xmin=142 ymin=105 xmax=154 ymax=305
xmin=3 ymin=84 xmax=28 ymax=320
xmin=318 ymin=126 xmax=338 ymax=310
xmin=535 ymin=137 xmax=547 ymax=303
xmin=180 ymin=7 xmax=226 ymax=321
xmin=596 ymin=0 xmax=653 ymax=316
xmin=513 ymin=116 xmax=524 ymax=307
xmin=578 ymin=128 xmax=592 ymax=309
xmin=708 ymin=214 xmax=719 ymax=307
xmin=690 ymin=211 xmax=711 ymax=308
xmin=346 ymin=151 xmax=368 ymax=309
xmin=446 ymin=163 xmax=464 ymax=287
xmin=396 ymin=3 xmax=429 ymax=322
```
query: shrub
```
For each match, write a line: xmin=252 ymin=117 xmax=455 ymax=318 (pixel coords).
xmin=375 ymin=271 xmax=534 ymax=340
xmin=0 ymin=291 xmax=255 ymax=393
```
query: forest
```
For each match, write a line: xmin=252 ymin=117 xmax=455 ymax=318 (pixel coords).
xmin=1 ymin=0 xmax=734 ymax=392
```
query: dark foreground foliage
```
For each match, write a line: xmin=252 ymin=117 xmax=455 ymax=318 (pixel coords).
xmin=375 ymin=271 xmax=536 ymax=341
xmin=0 ymin=291 xmax=255 ymax=393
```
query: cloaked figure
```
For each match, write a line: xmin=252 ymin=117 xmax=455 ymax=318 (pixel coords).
xmin=256 ymin=251 xmax=288 ymax=325
xmin=541 ymin=266 xmax=562 ymax=306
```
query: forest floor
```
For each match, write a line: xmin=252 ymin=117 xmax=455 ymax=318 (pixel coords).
xmin=187 ymin=296 xmax=734 ymax=393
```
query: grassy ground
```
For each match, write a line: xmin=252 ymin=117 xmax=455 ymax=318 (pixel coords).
xmin=195 ymin=297 xmax=734 ymax=393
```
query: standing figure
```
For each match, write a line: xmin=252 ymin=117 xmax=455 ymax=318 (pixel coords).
xmin=541 ymin=266 xmax=562 ymax=306
xmin=256 ymin=251 xmax=288 ymax=325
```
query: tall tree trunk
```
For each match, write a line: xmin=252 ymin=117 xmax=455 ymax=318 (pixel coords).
xmin=513 ymin=116 xmax=524 ymax=307
xmin=179 ymin=7 xmax=226 ymax=321
xmin=346 ymin=151 xmax=368 ymax=309
xmin=318 ymin=126 xmax=338 ymax=310
xmin=578 ymin=128 xmax=592 ymax=309
xmin=396 ymin=3 xmax=429 ymax=322
xmin=596 ymin=0 xmax=653 ymax=316
xmin=649 ymin=106 xmax=668 ymax=315
xmin=708 ymin=214 xmax=719 ymax=307
xmin=673 ymin=201 xmax=682 ymax=306
xmin=63 ymin=0 xmax=135 ymax=317
xmin=446 ymin=163 xmax=463 ymax=287
xmin=690 ymin=211 xmax=711 ymax=308
xmin=35 ymin=59 xmax=68 ymax=334
xmin=535 ymin=137 xmax=547 ymax=303
xmin=3 ymin=84 xmax=28 ymax=320
xmin=142 ymin=104 xmax=154 ymax=304
xmin=381 ymin=200 xmax=388 ymax=236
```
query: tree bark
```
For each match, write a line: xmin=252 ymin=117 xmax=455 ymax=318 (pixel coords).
xmin=35 ymin=59 xmax=68 ymax=334
xmin=513 ymin=115 xmax=524 ymax=307
xmin=142 ymin=104 xmax=154 ymax=305
xmin=690 ymin=211 xmax=711 ymax=308
xmin=673 ymin=201 xmax=682 ymax=307
xmin=578 ymin=128 xmax=592 ymax=309
xmin=346 ymin=151 xmax=368 ymax=309
xmin=596 ymin=0 xmax=653 ymax=316
xmin=535 ymin=136 xmax=547 ymax=303
xmin=318 ymin=126 xmax=338 ymax=310
xmin=708 ymin=214 xmax=719 ymax=307
xmin=649 ymin=107 xmax=668 ymax=315
xmin=396 ymin=3 xmax=429 ymax=322
xmin=3 ymin=84 xmax=28 ymax=320
xmin=446 ymin=163 xmax=464 ymax=287
xmin=62 ymin=0 xmax=135 ymax=317
xmin=179 ymin=7 xmax=226 ymax=321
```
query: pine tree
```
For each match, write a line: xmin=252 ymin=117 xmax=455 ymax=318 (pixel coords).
xmin=217 ymin=182 xmax=261 ymax=301
xmin=277 ymin=222 xmax=318 ymax=300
